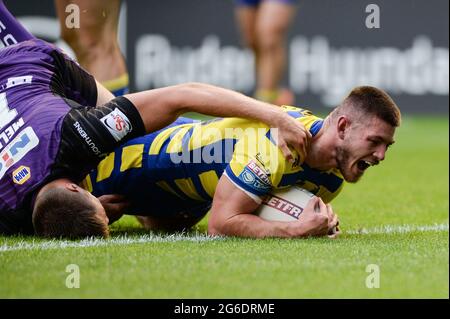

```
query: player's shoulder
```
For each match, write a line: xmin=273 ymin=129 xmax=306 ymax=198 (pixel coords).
xmin=280 ymin=105 xmax=315 ymax=117
xmin=0 ymin=39 xmax=56 ymax=57
xmin=281 ymin=105 xmax=324 ymax=137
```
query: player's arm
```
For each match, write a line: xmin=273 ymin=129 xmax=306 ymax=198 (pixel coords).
xmin=207 ymin=175 xmax=335 ymax=238
xmin=0 ymin=0 xmax=36 ymax=46
xmin=97 ymin=194 xmax=129 ymax=225
xmin=121 ymin=82 xmax=311 ymax=161
xmin=96 ymin=80 xmax=115 ymax=105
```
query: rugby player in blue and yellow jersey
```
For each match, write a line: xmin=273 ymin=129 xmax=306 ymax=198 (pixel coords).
xmin=85 ymin=86 xmax=401 ymax=238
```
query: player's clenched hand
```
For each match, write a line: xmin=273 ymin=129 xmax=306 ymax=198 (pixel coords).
xmin=271 ymin=113 xmax=311 ymax=163
xmin=290 ymin=197 xmax=329 ymax=237
xmin=98 ymin=194 xmax=130 ymax=224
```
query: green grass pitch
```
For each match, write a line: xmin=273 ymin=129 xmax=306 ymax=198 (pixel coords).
xmin=0 ymin=116 xmax=448 ymax=298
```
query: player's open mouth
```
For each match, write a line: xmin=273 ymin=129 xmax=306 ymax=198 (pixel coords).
xmin=357 ymin=160 xmax=373 ymax=171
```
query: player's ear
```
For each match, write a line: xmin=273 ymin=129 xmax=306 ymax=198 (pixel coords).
xmin=64 ymin=183 xmax=82 ymax=193
xmin=337 ymin=116 xmax=349 ymax=140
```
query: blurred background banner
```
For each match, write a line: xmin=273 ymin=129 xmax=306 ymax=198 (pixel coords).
xmin=4 ymin=0 xmax=449 ymax=114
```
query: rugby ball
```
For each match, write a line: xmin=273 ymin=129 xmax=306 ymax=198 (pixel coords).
xmin=255 ymin=186 xmax=316 ymax=221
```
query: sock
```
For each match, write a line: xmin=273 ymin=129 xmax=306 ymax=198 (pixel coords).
xmin=254 ymin=89 xmax=279 ymax=103
xmin=255 ymin=88 xmax=295 ymax=106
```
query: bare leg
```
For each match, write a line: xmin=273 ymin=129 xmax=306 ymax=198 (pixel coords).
xmin=234 ymin=5 xmax=259 ymax=60
xmin=55 ymin=0 xmax=129 ymax=95
xmin=255 ymin=0 xmax=296 ymax=104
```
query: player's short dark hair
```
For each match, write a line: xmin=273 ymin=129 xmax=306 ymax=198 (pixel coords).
xmin=32 ymin=188 xmax=109 ymax=239
xmin=332 ymin=86 xmax=401 ymax=127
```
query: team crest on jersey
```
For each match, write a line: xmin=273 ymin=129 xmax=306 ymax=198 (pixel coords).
xmin=100 ymin=108 xmax=132 ymax=142
xmin=241 ymin=170 xmax=256 ymax=183
xmin=238 ymin=160 xmax=271 ymax=192
xmin=0 ymin=127 xmax=39 ymax=179
xmin=12 ymin=165 xmax=31 ymax=185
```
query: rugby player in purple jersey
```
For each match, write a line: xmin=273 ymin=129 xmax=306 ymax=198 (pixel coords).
xmin=0 ymin=1 xmax=311 ymax=238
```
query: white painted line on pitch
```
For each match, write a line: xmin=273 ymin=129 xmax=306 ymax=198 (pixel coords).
xmin=0 ymin=233 xmax=222 ymax=252
xmin=346 ymin=223 xmax=449 ymax=235
xmin=0 ymin=223 xmax=448 ymax=252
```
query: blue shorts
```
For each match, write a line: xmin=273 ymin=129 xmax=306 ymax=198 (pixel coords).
xmin=235 ymin=0 xmax=297 ymax=7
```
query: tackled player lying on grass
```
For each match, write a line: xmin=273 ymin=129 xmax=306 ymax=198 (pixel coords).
xmin=82 ymin=86 xmax=401 ymax=238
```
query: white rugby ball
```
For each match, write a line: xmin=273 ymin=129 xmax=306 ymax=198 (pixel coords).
xmin=255 ymin=186 xmax=316 ymax=221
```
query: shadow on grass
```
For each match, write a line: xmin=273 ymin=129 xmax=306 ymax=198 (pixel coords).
xmin=109 ymin=222 xmax=208 ymax=238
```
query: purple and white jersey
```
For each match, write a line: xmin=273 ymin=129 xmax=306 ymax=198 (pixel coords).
xmin=0 ymin=39 xmax=96 ymax=214
xmin=0 ymin=39 xmax=145 ymax=234
xmin=0 ymin=2 xmax=145 ymax=235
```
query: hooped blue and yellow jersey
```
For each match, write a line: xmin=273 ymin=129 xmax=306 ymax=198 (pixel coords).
xmin=82 ymin=106 xmax=345 ymax=215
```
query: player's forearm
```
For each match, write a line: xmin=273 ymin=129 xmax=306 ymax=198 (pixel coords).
xmin=209 ymin=213 xmax=302 ymax=238
xmin=171 ymin=82 xmax=285 ymax=126
xmin=124 ymin=82 xmax=289 ymax=134
xmin=96 ymin=80 xmax=115 ymax=105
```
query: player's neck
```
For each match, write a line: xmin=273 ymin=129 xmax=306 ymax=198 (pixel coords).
xmin=305 ymin=118 xmax=337 ymax=170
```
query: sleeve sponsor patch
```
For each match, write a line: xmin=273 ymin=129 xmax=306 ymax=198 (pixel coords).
xmin=12 ymin=165 xmax=31 ymax=185
xmin=100 ymin=108 xmax=132 ymax=142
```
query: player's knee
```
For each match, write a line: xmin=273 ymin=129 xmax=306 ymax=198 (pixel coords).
xmin=33 ymin=188 xmax=109 ymax=239
xmin=241 ymin=34 xmax=258 ymax=52
xmin=256 ymin=25 xmax=286 ymax=50
xmin=62 ymin=29 xmax=119 ymax=62
xmin=60 ymin=27 xmax=80 ymax=51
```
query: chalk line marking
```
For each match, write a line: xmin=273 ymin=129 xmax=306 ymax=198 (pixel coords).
xmin=0 ymin=223 xmax=447 ymax=252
